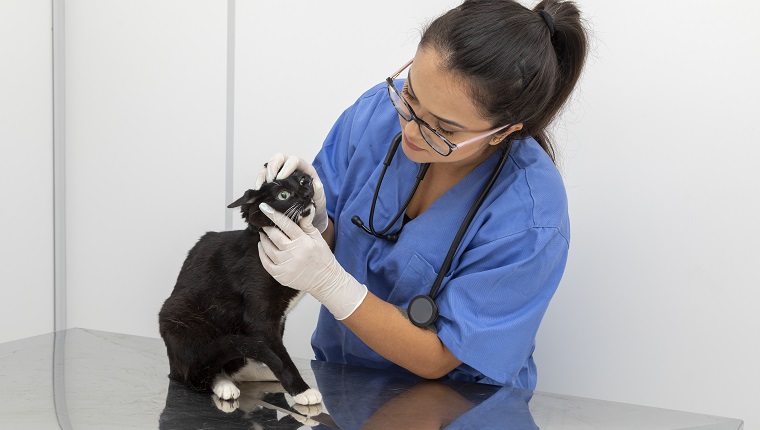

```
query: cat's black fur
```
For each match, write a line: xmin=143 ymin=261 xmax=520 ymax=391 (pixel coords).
xmin=158 ymin=170 xmax=317 ymax=404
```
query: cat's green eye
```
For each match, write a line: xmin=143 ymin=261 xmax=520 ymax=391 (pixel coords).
xmin=276 ymin=190 xmax=291 ymax=201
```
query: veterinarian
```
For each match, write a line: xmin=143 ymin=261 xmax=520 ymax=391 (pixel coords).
xmin=256 ymin=0 xmax=587 ymax=390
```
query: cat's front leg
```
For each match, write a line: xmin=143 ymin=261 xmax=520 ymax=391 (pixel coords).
xmin=259 ymin=339 xmax=322 ymax=405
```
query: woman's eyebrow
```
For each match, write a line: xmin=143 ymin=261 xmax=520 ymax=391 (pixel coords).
xmin=407 ymin=71 xmax=466 ymax=129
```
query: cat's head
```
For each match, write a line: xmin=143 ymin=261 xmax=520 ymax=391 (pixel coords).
xmin=227 ymin=170 xmax=315 ymax=230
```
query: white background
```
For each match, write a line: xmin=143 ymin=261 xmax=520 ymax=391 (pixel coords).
xmin=1 ymin=0 xmax=757 ymax=428
xmin=0 ymin=0 xmax=55 ymax=342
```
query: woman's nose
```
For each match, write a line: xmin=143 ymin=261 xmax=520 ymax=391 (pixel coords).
xmin=403 ymin=119 xmax=423 ymax=141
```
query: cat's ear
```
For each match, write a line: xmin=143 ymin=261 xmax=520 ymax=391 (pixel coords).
xmin=227 ymin=189 xmax=260 ymax=208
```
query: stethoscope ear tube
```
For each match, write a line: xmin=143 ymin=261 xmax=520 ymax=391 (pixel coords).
xmin=383 ymin=133 xmax=402 ymax=166
xmin=354 ymin=132 xmax=428 ymax=242
xmin=408 ymin=141 xmax=514 ymax=329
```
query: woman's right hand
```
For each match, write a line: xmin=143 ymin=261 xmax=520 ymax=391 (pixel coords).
xmin=254 ymin=153 xmax=328 ymax=233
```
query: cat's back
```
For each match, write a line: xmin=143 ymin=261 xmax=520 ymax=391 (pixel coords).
xmin=185 ymin=228 xmax=256 ymax=265
xmin=159 ymin=228 xmax=264 ymax=321
xmin=192 ymin=229 xmax=251 ymax=252
xmin=171 ymin=229 xmax=261 ymax=294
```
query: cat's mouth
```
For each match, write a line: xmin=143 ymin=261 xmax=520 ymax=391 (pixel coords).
xmin=283 ymin=202 xmax=314 ymax=223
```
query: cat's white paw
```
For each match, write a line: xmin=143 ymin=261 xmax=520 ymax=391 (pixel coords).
xmin=291 ymin=414 xmax=320 ymax=427
xmin=292 ymin=402 xmax=323 ymax=417
xmin=212 ymin=378 xmax=240 ymax=401
xmin=292 ymin=388 xmax=322 ymax=405
xmin=212 ymin=394 xmax=239 ymax=413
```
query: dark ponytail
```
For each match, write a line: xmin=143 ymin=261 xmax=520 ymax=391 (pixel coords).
xmin=420 ymin=0 xmax=588 ymax=163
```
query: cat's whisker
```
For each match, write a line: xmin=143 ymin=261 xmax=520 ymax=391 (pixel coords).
xmin=290 ymin=203 xmax=305 ymax=221
xmin=284 ymin=205 xmax=298 ymax=221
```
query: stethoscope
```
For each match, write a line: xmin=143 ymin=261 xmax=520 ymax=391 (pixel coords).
xmin=352 ymin=132 xmax=513 ymax=328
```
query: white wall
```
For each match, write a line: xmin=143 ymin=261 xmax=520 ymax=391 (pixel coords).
xmin=534 ymin=0 xmax=760 ymax=426
xmin=1 ymin=0 xmax=757 ymax=427
xmin=64 ymin=0 xmax=228 ymax=335
xmin=233 ymin=1 xmax=760 ymax=426
xmin=0 ymin=0 xmax=55 ymax=343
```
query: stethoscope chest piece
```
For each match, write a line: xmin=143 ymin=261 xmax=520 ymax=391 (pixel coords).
xmin=408 ymin=294 xmax=438 ymax=328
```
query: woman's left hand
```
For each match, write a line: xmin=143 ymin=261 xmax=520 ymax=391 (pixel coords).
xmin=257 ymin=203 xmax=367 ymax=320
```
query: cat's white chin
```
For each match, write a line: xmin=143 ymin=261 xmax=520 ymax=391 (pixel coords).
xmin=293 ymin=202 xmax=316 ymax=224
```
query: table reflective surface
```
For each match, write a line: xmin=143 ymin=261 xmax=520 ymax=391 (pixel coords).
xmin=0 ymin=329 xmax=743 ymax=429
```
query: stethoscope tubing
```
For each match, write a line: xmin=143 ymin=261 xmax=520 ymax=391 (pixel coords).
xmin=427 ymin=140 xmax=513 ymax=299
xmin=353 ymin=131 xmax=513 ymax=328
xmin=353 ymin=133 xmax=429 ymax=241
xmin=368 ymin=134 xmax=429 ymax=236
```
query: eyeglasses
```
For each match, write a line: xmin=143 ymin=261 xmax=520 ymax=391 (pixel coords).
xmin=386 ymin=59 xmax=511 ymax=156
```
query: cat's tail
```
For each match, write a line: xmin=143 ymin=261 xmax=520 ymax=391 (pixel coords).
xmin=165 ymin=334 xmax=281 ymax=391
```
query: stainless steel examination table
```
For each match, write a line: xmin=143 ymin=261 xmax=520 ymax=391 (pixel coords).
xmin=0 ymin=328 xmax=744 ymax=429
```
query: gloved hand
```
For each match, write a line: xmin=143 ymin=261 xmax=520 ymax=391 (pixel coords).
xmin=254 ymin=153 xmax=328 ymax=234
xmin=257 ymin=202 xmax=368 ymax=320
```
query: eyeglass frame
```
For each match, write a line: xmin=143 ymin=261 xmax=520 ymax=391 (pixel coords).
xmin=386 ymin=59 xmax=512 ymax=156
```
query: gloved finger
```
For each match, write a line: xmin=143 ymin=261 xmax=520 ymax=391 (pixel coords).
xmin=253 ymin=168 xmax=267 ymax=190
xmin=298 ymin=210 xmax=319 ymax=235
xmin=265 ymin=153 xmax=287 ymax=183
xmin=276 ymin=156 xmax=303 ymax=180
xmin=254 ymin=153 xmax=285 ymax=190
xmin=258 ymin=232 xmax=293 ymax=266
xmin=255 ymin=154 xmax=325 ymax=193
xmin=257 ymin=241 xmax=280 ymax=275
xmin=277 ymin=157 xmax=325 ymax=192
xmin=300 ymin=208 xmax=315 ymax=227
xmin=276 ymin=155 xmax=318 ymax=181
xmin=260 ymin=225 xmax=296 ymax=252
xmin=259 ymin=203 xmax=306 ymax=240
xmin=313 ymin=179 xmax=326 ymax=202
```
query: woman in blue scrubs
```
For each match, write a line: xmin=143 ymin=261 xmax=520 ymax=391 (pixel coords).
xmin=256 ymin=0 xmax=588 ymax=390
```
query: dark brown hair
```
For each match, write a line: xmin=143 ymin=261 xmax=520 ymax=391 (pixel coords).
xmin=420 ymin=0 xmax=588 ymax=162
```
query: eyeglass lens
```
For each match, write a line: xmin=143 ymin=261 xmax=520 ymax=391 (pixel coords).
xmin=387 ymin=82 xmax=452 ymax=156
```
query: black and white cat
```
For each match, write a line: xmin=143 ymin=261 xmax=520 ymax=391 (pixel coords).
xmin=158 ymin=170 xmax=322 ymax=405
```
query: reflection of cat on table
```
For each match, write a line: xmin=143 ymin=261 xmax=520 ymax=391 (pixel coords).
xmin=158 ymin=379 xmax=320 ymax=429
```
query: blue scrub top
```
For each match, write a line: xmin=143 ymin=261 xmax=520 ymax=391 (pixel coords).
xmin=310 ymin=82 xmax=569 ymax=390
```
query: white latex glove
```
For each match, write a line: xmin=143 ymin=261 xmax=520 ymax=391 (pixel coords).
xmin=257 ymin=202 xmax=368 ymax=320
xmin=254 ymin=153 xmax=328 ymax=234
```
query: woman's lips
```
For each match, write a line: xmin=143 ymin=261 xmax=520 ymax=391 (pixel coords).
xmin=403 ymin=134 xmax=425 ymax=151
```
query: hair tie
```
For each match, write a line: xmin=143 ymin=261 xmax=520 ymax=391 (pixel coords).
xmin=539 ymin=9 xmax=555 ymax=37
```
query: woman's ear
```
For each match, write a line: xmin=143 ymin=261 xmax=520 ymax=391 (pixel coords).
xmin=489 ymin=123 xmax=523 ymax=145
